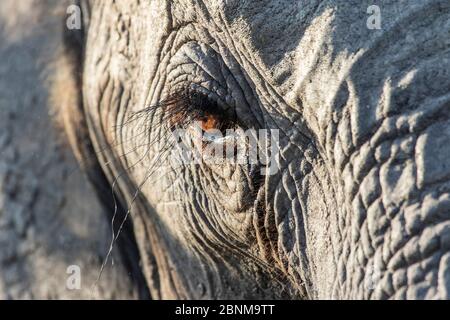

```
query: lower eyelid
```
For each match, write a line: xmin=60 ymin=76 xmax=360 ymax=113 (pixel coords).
xmin=202 ymin=132 xmax=234 ymax=143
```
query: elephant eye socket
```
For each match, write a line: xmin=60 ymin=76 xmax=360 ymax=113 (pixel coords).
xmin=164 ymin=89 xmax=236 ymax=134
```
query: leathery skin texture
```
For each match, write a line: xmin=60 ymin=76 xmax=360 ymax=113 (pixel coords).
xmin=68 ymin=0 xmax=450 ymax=299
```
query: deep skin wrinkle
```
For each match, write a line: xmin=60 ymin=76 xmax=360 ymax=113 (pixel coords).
xmin=61 ymin=0 xmax=450 ymax=299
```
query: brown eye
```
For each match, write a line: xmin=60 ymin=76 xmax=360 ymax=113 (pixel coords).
xmin=158 ymin=89 xmax=236 ymax=133
xmin=199 ymin=114 xmax=221 ymax=132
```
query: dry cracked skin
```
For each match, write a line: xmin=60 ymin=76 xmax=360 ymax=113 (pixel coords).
xmin=1 ymin=0 xmax=450 ymax=300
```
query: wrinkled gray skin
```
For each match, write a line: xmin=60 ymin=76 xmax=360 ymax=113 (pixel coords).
xmin=65 ymin=0 xmax=450 ymax=299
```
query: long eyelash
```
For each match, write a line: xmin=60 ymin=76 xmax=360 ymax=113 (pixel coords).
xmin=93 ymin=90 xmax=199 ymax=285
xmin=130 ymin=89 xmax=234 ymax=132
xmin=93 ymin=89 xmax=236 ymax=287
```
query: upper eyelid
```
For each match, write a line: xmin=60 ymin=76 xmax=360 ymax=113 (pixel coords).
xmin=160 ymin=40 xmax=264 ymax=129
xmin=163 ymin=88 xmax=236 ymax=127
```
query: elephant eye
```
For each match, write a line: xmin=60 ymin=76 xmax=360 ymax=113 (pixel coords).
xmin=198 ymin=114 xmax=221 ymax=132
xmin=164 ymin=89 xmax=236 ymax=134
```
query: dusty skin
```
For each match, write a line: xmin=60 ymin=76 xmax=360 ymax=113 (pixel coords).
xmin=0 ymin=0 xmax=146 ymax=299
xmin=1 ymin=0 xmax=450 ymax=300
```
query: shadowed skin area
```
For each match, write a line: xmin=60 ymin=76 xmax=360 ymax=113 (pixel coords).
xmin=0 ymin=0 xmax=149 ymax=300
xmin=65 ymin=0 xmax=450 ymax=299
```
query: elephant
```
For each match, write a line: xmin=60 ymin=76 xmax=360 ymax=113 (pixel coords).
xmin=57 ymin=0 xmax=450 ymax=299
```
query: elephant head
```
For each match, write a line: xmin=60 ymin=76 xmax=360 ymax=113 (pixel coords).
xmin=59 ymin=0 xmax=450 ymax=299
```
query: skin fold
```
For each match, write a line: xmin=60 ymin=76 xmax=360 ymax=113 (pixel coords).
xmin=61 ymin=0 xmax=450 ymax=299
